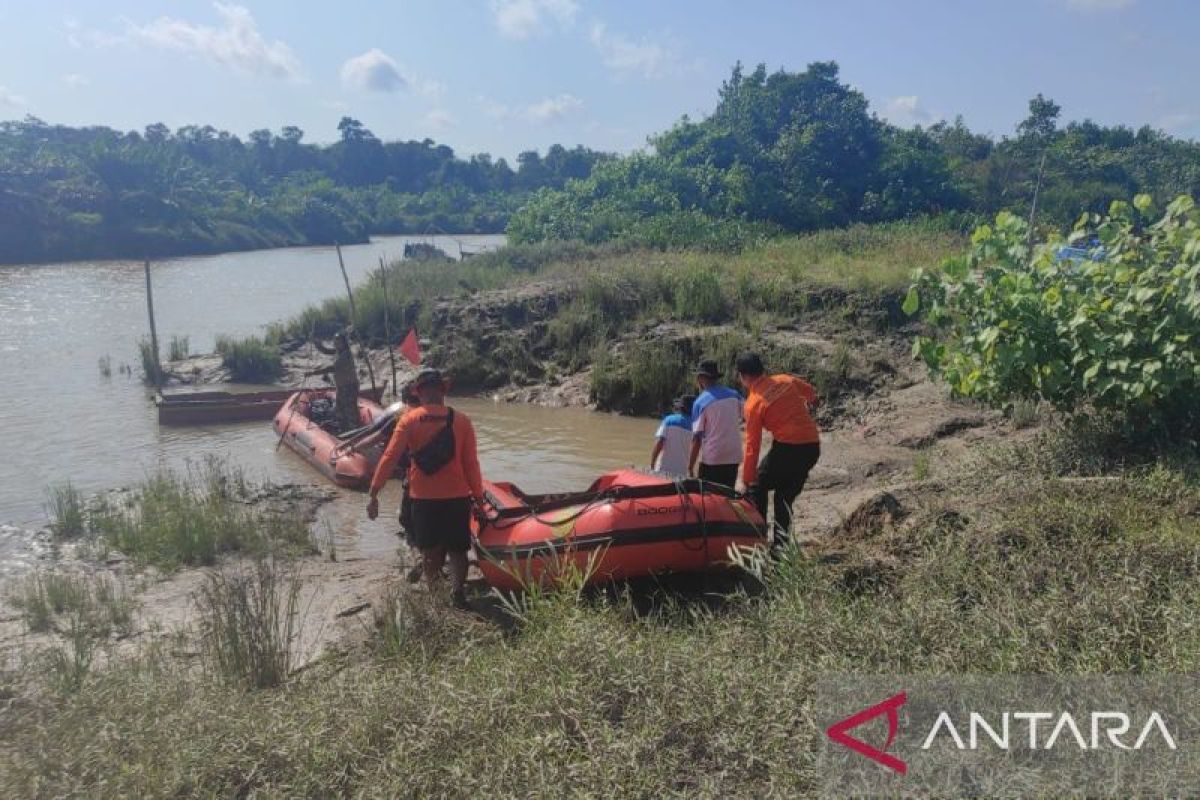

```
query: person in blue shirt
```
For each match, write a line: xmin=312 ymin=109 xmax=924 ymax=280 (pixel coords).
xmin=650 ymin=395 xmax=696 ymax=476
xmin=688 ymin=359 xmax=745 ymax=488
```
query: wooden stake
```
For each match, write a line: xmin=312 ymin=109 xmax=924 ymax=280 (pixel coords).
xmin=379 ymin=256 xmax=399 ymax=399
xmin=143 ymin=259 xmax=162 ymax=388
xmin=334 ymin=243 xmax=378 ymax=396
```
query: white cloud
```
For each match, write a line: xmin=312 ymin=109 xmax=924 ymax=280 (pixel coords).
xmin=882 ymin=95 xmax=936 ymax=127
xmin=0 ymin=86 xmax=26 ymax=107
xmin=1158 ymin=112 xmax=1199 ymax=135
xmin=477 ymin=93 xmax=584 ymax=124
xmin=1064 ymin=0 xmax=1134 ymax=10
xmin=423 ymin=109 xmax=455 ymax=131
xmin=340 ymin=48 xmax=407 ymax=93
xmin=589 ymin=22 xmax=682 ymax=79
xmin=61 ymin=73 xmax=91 ymax=88
xmin=490 ymin=0 xmax=578 ymax=40
xmin=414 ymin=77 xmax=446 ymax=101
xmin=525 ymin=93 xmax=583 ymax=123
xmin=126 ymin=3 xmax=301 ymax=79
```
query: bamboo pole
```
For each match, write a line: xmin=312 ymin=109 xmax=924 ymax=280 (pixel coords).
xmin=379 ymin=256 xmax=399 ymax=399
xmin=334 ymin=243 xmax=378 ymax=396
xmin=1025 ymin=150 xmax=1048 ymax=258
xmin=143 ymin=259 xmax=162 ymax=388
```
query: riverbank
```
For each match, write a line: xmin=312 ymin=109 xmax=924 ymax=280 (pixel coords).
xmin=6 ymin=223 xmax=1198 ymax=795
xmin=6 ymin=406 xmax=1200 ymax=794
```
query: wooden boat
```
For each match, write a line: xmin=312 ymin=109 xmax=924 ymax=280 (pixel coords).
xmin=272 ymin=388 xmax=397 ymax=489
xmin=157 ymin=384 xmax=385 ymax=425
xmin=474 ymin=469 xmax=768 ymax=591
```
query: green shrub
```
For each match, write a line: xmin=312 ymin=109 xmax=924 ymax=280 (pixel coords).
xmin=907 ymin=196 xmax=1200 ymax=439
xmin=214 ymin=335 xmax=283 ymax=382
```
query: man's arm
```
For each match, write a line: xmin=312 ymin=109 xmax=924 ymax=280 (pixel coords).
xmin=650 ymin=438 xmax=665 ymax=470
xmin=460 ymin=417 xmax=485 ymax=501
xmin=794 ymin=376 xmax=819 ymax=411
xmin=741 ymin=398 xmax=765 ymax=487
xmin=688 ymin=437 xmax=702 ymax=476
xmin=366 ymin=415 xmax=409 ymax=517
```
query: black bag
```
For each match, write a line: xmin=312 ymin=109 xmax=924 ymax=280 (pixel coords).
xmin=412 ymin=409 xmax=456 ymax=475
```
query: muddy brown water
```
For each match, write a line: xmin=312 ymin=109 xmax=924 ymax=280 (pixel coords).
xmin=0 ymin=236 xmax=656 ymax=570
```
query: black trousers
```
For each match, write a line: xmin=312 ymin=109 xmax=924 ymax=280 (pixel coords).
xmin=698 ymin=462 xmax=739 ymax=489
xmin=752 ymin=442 xmax=820 ymax=549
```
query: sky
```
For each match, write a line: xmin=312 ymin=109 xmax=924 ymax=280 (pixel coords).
xmin=0 ymin=0 xmax=1196 ymax=160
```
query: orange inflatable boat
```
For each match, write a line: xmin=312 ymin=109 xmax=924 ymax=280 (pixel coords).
xmin=272 ymin=389 xmax=397 ymax=489
xmin=474 ymin=469 xmax=768 ymax=591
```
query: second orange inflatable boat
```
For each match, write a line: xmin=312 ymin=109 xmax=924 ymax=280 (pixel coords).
xmin=272 ymin=389 xmax=396 ymax=489
xmin=474 ymin=469 xmax=768 ymax=590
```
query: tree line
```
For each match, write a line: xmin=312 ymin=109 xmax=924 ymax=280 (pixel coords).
xmin=508 ymin=61 xmax=1200 ymax=248
xmin=0 ymin=115 xmax=611 ymax=263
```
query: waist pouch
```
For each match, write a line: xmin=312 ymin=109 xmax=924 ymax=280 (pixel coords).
xmin=412 ymin=409 xmax=456 ymax=475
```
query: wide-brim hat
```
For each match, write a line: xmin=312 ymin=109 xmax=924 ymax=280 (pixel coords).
xmin=695 ymin=360 xmax=722 ymax=379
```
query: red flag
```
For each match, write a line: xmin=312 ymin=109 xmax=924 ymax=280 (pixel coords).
xmin=397 ymin=328 xmax=421 ymax=366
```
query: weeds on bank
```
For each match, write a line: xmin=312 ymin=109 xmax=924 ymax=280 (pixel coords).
xmin=166 ymin=334 xmax=190 ymax=361
xmin=46 ymin=482 xmax=86 ymax=539
xmin=269 ymin=223 xmax=962 ymax=355
xmin=214 ymin=334 xmax=283 ymax=382
xmin=196 ymin=556 xmax=301 ymax=689
xmin=136 ymin=337 xmax=160 ymax=384
xmin=7 ymin=570 xmax=135 ymax=637
xmin=6 ymin=444 xmax=1200 ymax=795
xmin=48 ymin=458 xmax=313 ymax=570
xmin=7 ymin=570 xmax=137 ymax=693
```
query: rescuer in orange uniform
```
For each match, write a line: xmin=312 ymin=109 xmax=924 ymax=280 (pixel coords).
xmin=367 ymin=368 xmax=483 ymax=608
xmin=735 ymin=352 xmax=821 ymax=553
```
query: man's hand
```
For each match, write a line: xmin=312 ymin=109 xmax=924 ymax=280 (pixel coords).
xmin=366 ymin=495 xmax=379 ymax=520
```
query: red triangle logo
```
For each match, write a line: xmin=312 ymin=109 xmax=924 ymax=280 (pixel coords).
xmin=826 ymin=691 xmax=908 ymax=774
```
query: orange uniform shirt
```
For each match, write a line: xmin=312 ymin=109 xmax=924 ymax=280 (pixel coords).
xmin=742 ymin=374 xmax=820 ymax=484
xmin=369 ymin=404 xmax=484 ymax=500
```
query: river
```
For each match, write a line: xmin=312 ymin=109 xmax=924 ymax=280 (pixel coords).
xmin=0 ymin=235 xmax=655 ymax=568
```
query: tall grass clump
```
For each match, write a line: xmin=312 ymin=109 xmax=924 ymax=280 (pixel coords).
xmin=46 ymin=482 xmax=86 ymax=539
xmin=136 ymin=337 xmax=160 ymax=385
xmin=214 ymin=334 xmax=283 ymax=382
xmin=166 ymin=334 xmax=190 ymax=361
xmin=196 ymin=557 xmax=301 ymax=689
xmin=8 ymin=569 xmax=135 ymax=640
xmin=94 ymin=459 xmax=312 ymax=569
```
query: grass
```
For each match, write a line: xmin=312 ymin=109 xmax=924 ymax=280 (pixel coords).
xmin=214 ymin=334 xmax=283 ymax=382
xmin=2 ymin=434 xmax=1197 ymax=795
xmin=7 ymin=570 xmax=137 ymax=692
xmin=196 ymin=557 xmax=302 ymax=689
xmin=67 ymin=458 xmax=314 ymax=570
xmin=136 ymin=337 xmax=160 ymax=385
xmin=46 ymin=482 xmax=86 ymax=539
xmin=166 ymin=334 xmax=190 ymax=361
xmin=271 ymin=219 xmax=962 ymax=349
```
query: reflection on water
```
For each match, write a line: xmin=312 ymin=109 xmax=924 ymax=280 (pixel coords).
xmin=0 ymin=235 xmax=658 ymax=566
